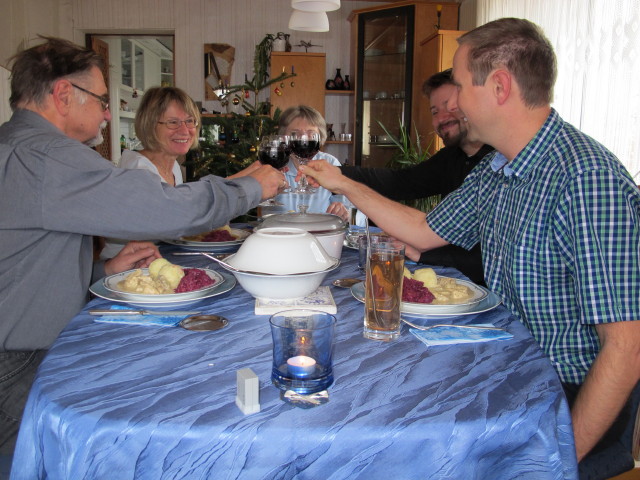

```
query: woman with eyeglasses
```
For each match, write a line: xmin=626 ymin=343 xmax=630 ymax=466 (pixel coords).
xmin=101 ymin=87 xmax=200 ymax=258
xmin=118 ymin=86 xmax=200 ymax=186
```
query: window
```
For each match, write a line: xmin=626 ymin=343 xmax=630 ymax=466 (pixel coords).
xmin=477 ymin=0 xmax=640 ymax=180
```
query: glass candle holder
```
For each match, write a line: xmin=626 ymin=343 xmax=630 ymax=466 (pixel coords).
xmin=269 ymin=310 xmax=336 ymax=394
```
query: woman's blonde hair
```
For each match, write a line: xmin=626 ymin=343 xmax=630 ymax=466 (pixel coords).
xmin=135 ymin=86 xmax=201 ymax=151
xmin=278 ymin=105 xmax=327 ymax=145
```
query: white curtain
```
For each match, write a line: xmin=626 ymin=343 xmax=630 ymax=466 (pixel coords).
xmin=475 ymin=0 xmax=640 ymax=181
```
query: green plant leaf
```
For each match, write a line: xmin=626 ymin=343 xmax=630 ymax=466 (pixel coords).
xmin=376 ymin=119 xmax=437 ymax=213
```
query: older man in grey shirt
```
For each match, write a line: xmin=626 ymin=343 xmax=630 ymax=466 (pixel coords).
xmin=0 ymin=37 xmax=286 ymax=457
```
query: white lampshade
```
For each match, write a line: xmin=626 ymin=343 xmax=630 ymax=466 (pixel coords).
xmin=291 ymin=0 xmax=340 ymax=12
xmin=288 ymin=9 xmax=330 ymax=32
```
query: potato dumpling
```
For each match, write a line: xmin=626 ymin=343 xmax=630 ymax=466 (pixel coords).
xmin=412 ymin=268 xmax=438 ymax=288
xmin=403 ymin=267 xmax=413 ymax=279
xmin=149 ymin=258 xmax=170 ymax=279
xmin=157 ymin=264 xmax=185 ymax=290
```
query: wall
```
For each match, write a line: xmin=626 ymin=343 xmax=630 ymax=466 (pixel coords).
xmin=0 ymin=66 xmax=11 ymax=124
xmin=1 ymin=0 xmax=383 ymax=142
xmin=458 ymin=0 xmax=479 ymax=31
xmin=2 ymin=0 xmax=466 ymax=163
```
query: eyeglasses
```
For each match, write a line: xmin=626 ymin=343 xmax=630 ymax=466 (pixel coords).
xmin=158 ymin=118 xmax=199 ymax=130
xmin=71 ymin=83 xmax=110 ymax=112
xmin=289 ymin=129 xmax=319 ymax=136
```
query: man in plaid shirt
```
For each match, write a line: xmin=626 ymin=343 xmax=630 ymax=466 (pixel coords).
xmin=301 ymin=17 xmax=640 ymax=471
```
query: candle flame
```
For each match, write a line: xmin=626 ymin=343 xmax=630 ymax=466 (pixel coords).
xmin=437 ymin=4 xmax=442 ymax=12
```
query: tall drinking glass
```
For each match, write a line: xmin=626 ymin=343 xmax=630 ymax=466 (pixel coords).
xmin=363 ymin=240 xmax=405 ymax=341
xmin=258 ymin=134 xmax=290 ymax=206
xmin=289 ymin=131 xmax=320 ymax=194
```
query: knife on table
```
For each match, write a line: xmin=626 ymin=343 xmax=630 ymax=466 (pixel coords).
xmin=89 ymin=309 xmax=200 ymax=316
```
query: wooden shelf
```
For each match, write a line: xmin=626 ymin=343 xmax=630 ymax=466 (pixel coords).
xmin=325 ymin=90 xmax=354 ymax=95
xmin=325 ymin=140 xmax=353 ymax=145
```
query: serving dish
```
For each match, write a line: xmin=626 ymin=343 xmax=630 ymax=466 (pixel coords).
xmin=163 ymin=227 xmax=251 ymax=252
xmin=103 ymin=268 xmax=223 ymax=302
xmin=343 ymin=226 xmax=383 ymax=250
xmin=90 ymin=272 xmax=236 ymax=308
xmin=219 ymin=258 xmax=339 ymax=300
xmin=350 ymin=279 xmax=499 ymax=317
xmin=258 ymin=212 xmax=347 ymax=259
xmin=228 ymin=227 xmax=338 ymax=275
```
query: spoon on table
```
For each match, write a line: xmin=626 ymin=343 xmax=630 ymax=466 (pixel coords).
xmin=180 ymin=314 xmax=228 ymax=331
xmin=332 ymin=278 xmax=361 ymax=288
xmin=90 ymin=309 xmax=229 ymax=331
xmin=401 ymin=318 xmax=507 ymax=332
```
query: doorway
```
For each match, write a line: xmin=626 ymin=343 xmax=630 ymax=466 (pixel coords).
xmin=87 ymin=34 xmax=174 ymax=162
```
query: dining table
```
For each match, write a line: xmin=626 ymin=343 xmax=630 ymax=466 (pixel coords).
xmin=10 ymin=240 xmax=578 ymax=480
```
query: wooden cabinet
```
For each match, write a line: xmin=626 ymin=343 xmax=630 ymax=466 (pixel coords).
xmin=417 ymin=30 xmax=465 ymax=153
xmin=270 ymin=52 xmax=326 ymax=117
xmin=348 ymin=1 xmax=459 ymax=167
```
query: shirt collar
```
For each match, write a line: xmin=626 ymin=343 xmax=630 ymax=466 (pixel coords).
xmin=491 ymin=109 xmax=562 ymax=178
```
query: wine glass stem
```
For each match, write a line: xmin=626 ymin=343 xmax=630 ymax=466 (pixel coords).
xmin=298 ymin=158 xmax=309 ymax=189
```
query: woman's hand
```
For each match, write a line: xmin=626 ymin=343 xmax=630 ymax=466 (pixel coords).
xmin=326 ymin=202 xmax=350 ymax=221
xmin=104 ymin=241 xmax=162 ymax=276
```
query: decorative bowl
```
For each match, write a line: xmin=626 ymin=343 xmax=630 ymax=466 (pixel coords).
xmin=220 ymin=258 xmax=339 ymax=299
xmin=258 ymin=213 xmax=347 ymax=259
xmin=226 ymin=227 xmax=338 ymax=275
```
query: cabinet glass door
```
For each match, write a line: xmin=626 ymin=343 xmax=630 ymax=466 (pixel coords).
xmin=134 ymin=44 xmax=145 ymax=90
xmin=121 ymin=39 xmax=132 ymax=88
xmin=355 ymin=5 xmax=414 ymax=168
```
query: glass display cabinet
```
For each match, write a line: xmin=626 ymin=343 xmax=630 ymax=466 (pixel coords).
xmin=349 ymin=1 xmax=459 ymax=167
xmin=355 ymin=5 xmax=414 ymax=169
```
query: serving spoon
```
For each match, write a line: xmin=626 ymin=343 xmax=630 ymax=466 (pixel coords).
xmin=172 ymin=251 xmax=258 ymax=273
xmin=90 ymin=309 xmax=229 ymax=331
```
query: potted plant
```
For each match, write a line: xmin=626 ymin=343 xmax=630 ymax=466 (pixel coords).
xmin=378 ymin=120 xmax=439 ymax=213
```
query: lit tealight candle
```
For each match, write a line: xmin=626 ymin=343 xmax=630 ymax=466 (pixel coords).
xmin=287 ymin=355 xmax=316 ymax=377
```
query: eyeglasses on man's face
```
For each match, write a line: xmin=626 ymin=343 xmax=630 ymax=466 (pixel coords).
xmin=71 ymin=83 xmax=110 ymax=112
xmin=157 ymin=118 xmax=199 ymax=130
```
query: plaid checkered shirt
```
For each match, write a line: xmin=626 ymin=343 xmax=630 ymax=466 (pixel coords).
xmin=428 ymin=109 xmax=640 ymax=384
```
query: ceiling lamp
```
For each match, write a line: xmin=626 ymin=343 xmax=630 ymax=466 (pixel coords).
xmin=291 ymin=0 xmax=340 ymax=12
xmin=288 ymin=9 xmax=330 ymax=32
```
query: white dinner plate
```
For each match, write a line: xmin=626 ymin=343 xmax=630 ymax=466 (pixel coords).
xmin=163 ymin=228 xmax=251 ymax=252
xmin=91 ymin=271 xmax=236 ymax=308
xmin=103 ymin=268 xmax=223 ymax=302
xmin=350 ymin=280 xmax=501 ymax=318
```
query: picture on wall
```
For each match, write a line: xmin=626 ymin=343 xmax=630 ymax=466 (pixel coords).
xmin=204 ymin=43 xmax=235 ymax=101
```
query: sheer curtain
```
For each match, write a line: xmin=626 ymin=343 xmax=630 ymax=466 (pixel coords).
xmin=475 ymin=0 xmax=640 ymax=181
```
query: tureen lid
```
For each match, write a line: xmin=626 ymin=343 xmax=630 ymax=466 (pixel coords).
xmin=260 ymin=211 xmax=347 ymax=235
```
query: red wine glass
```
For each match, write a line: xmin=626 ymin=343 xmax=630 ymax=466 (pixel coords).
xmin=289 ymin=131 xmax=320 ymax=194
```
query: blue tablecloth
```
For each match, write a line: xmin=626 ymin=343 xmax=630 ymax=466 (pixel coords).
xmin=11 ymin=246 xmax=578 ymax=480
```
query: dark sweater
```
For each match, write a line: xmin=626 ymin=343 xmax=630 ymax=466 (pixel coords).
xmin=341 ymin=144 xmax=494 ymax=285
